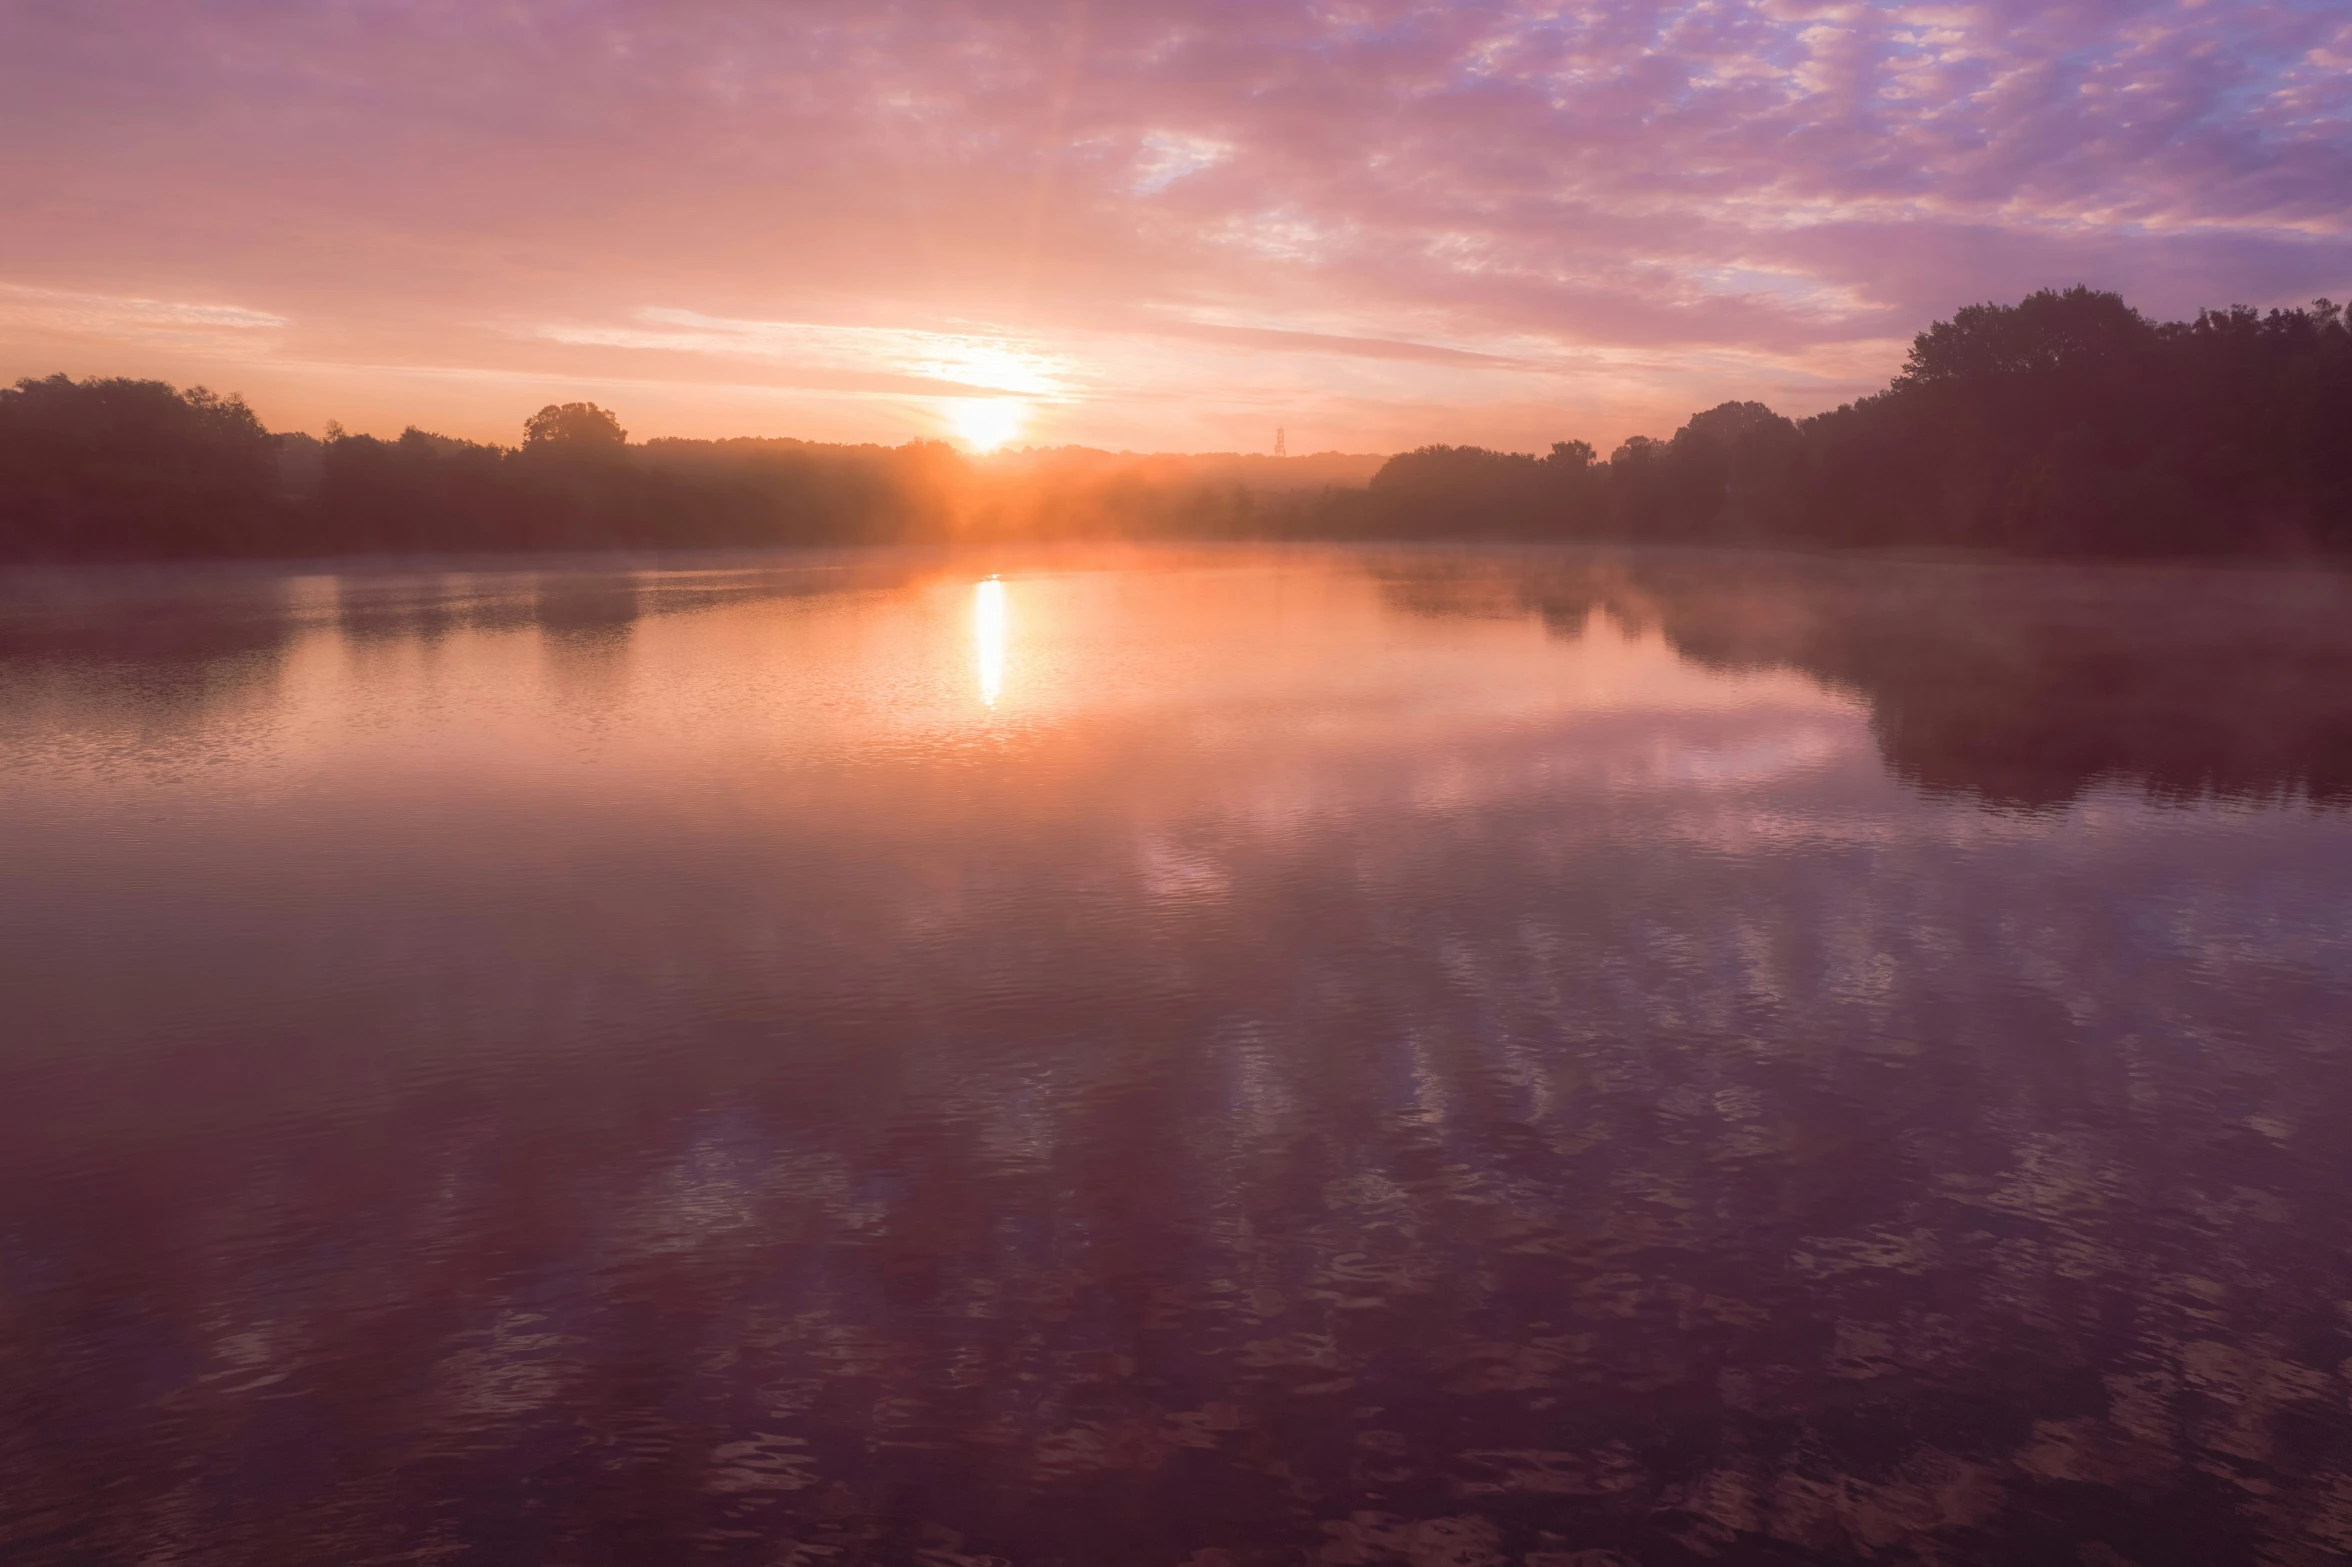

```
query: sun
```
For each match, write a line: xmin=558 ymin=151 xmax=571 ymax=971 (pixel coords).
xmin=945 ymin=397 xmax=1028 ymax=453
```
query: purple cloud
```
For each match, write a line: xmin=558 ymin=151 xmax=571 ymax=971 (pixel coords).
xmin=2 ymin=0 xmax=2345 ymax=451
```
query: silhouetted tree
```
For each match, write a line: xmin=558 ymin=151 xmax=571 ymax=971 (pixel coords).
xmin=0 ymin=375 xmax=281 ymax=558
xmin=523 ymin=402 xmax=627 ymax=450
xmin=1325 ymin=286 xmax=2352 ymax=556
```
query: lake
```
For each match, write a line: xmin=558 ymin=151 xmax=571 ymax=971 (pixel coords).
xmin=4 ymin=545 xmax=2351 ymax=1566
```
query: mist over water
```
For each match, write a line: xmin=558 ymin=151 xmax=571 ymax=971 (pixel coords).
xmin=4 ymin=547 xmax=2352 ymax=1566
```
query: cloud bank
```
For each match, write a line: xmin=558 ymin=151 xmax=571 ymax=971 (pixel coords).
xmin=2 ymin=0 xmax=2346 ymax=450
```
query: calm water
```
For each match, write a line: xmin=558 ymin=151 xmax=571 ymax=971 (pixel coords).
xmin=5 ymin=546 xmax=2352 ymax=1567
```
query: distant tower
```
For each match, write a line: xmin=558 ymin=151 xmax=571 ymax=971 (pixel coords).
xmin=1274 ymin=427 xmax=1286 ymax=458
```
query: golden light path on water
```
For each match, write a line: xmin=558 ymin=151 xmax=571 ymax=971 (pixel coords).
xmin=973 ymin=575 xmax=1007 ymax=706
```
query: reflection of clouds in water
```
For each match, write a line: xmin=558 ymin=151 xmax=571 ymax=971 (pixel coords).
xmin=1641 ymin=728 xmax=1843 ymax=784
xmin=40 ymin=821 xmax=2352 ymax=1565
xmin=3 ymin=550 xmax=2352 ymax=1563
xmin=432 ymin=1312 xmax=576 ymax=1424
xmin=1136 ymin=833 xmax=1230 ymax=903
xmin=1218 ymin=1025 xmax=1300 ymax=1148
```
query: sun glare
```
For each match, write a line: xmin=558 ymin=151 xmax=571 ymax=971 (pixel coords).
xmin=946 ymin=398 xmax=1027 ymax=453
xmin=973 ymin=576 xmax=1008 ymax=706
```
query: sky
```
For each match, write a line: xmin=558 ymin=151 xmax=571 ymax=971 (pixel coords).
xmin=3 ymin=0 xmax=2348 ymax=455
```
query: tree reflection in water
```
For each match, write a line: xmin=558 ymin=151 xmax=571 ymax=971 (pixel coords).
xmin=1376 ymin=548 xmax=2352 ymax=807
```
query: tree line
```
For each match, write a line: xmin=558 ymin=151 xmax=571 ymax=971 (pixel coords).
xmin=1320 ymin=287 xmax=2352 ymax=554
xmin=3 ymin=286 xmax=2347 ymax=561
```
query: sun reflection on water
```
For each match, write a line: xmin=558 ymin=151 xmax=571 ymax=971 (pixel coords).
xmin=973 ymin=576 xmax=1007 ymax=706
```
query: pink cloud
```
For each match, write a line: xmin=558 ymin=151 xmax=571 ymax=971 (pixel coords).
xmin=2 ymin=0 xmax=2345 ymax=452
